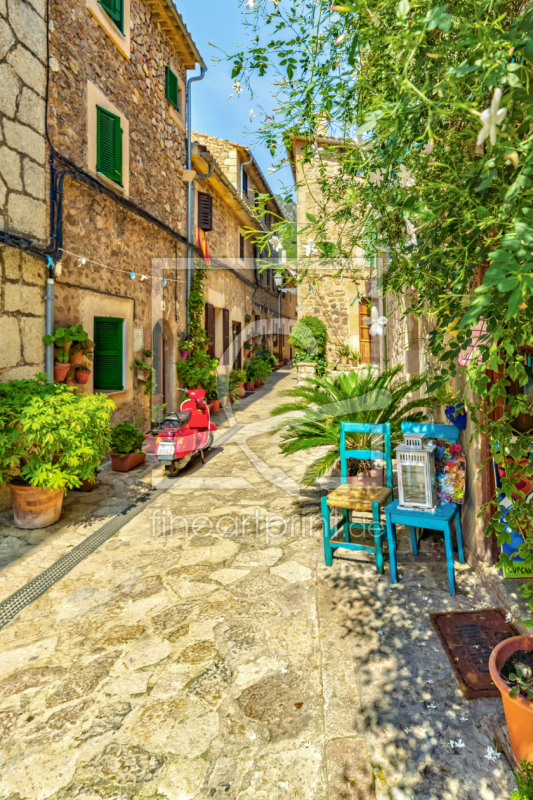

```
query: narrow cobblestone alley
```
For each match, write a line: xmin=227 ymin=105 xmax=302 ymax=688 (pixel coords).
xmin=0 ymin=369 xmax=515 ymax=800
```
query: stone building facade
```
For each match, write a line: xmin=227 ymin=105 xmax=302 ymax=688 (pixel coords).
xmin=191 ymin=134 xmax=297 ymax=370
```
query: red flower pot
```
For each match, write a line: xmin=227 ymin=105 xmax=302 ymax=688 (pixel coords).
xmin=244 ymin=381 xmax=254 ymax=391
xmin=110 ymin=452 xmax=146 ymax=472
xmin=75 ymin=370 xmax=91 ymax=385
xmin=489 ymin=635 xmax=533 ymax=766
xmin=65 ymin=375 xmax=76 ymax=387
xmin=77 ymin=476 xmax=97 ymax=491
xmin=9 ymin=484 xmax=64 ymax=529
xmin=210 ymin=399 xmax=220 ymax=412
xmin=70 ymin=351 xmax=84 ymax=365
xmin=54 ymin=363 xmax=69 ymax=382
xmin=254 ymin=379 xmax=263 ymax=389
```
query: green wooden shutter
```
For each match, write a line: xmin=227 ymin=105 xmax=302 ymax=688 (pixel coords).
xmin=97 ymin=107 xmax=122 ymax=185
xmin=99 ymin=0 xmax=123 ymax=31
xmin=94 ymin=317 xmax=123 ymax=391
xmin=165 ymin=67 xmax=179 ymax=110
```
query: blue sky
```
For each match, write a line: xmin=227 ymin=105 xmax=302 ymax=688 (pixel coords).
xmin=176 ymin=1 xmax=295 ymax=199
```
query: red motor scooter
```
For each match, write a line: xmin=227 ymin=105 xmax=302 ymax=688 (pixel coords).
xmin=155 ymin=388 xmax=217 ymax=477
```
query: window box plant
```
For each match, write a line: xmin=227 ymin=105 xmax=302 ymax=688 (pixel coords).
xmin=489 ymin=635 xmax=533 ymax=766
xmin=0 ymin=376 xmax=114 ymax=528
xmin=109 ymin=420 xmax=146 ymax=472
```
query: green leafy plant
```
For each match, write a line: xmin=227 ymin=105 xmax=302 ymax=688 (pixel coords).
xmin=70 ymin=338 xmax=94 ymax=358
xmin=509 ymin=668 xmax=533 ymax=701
xmin=511 ymin=761 xmax=533 ymax=800
xmin=176 ymin=349 xmax=218 ymax=399
xmin=179 ymin=338 xmax=194 ymax=351
xmin=243 ymin=340 xmax=252 ymax=351
xmin=433 ymin=384 xmax=458 ymax=407
xmin=246 ymin=356 xmax=272 ymax=382
xmin=109 ymin=420 xmax=145 ymax=456
xmin=231 ymin=369 xmax=248 ymax=384
xmin=337 ymin=344 xmax=351 ymax=359
xmin=130 ymin=360 xmax=155 ymax=396
xmin=55 ymin=347 xmax=69 ymax=364
xmin=0 ymin=375 xmax=114 ymax=490
xmin=350 ymin=348 xmax=362 ymax=364
xmin=271 ymin=365 xmax=436 ymax=485
xmin=43 ymin=324 xmax=89 ymax=349
xmin=256 ymin=350 xmax=277 ymax=369
xmin=142 ymin=349 xmax=153 ymax=359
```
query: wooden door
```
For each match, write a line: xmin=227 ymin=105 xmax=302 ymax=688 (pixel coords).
xmin=359 ymin=298 xmax=371 ymax=363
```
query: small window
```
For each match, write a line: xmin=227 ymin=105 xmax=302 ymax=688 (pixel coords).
xmin=239 ymin=234 xmax=245 ymax=260
xmin=97 ymin=106 xmax=122 ymax=185
xmin=93 ymin=317 xmax=124 ymax=391
xmin=98 ymin=0 xmax=123 ymax=33
xmin=165 ymin=66 xmax=179 ymax=111
xmin=197 ymin=192 xmax=212 ymax=231
xmin=242 ymin=170 xmax=248 ymax=194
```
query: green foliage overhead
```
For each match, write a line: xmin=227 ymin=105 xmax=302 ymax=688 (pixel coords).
xmin=230 ymin=0 xmax=533 ymax=586
xmin=271 ymin=364 xmax=436 ymax=485
xmin=109 ymin=420 xmax=145 ymax=456
xmin=0 ymin=375 xmax=114 ymax=489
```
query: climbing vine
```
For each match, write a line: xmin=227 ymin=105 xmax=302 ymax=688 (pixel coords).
xmin=230 ymin=0 xmax=533 ymax=610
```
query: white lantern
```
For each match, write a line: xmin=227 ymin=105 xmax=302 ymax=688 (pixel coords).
xmin=396 ymin=433 xmax=438 ymax=512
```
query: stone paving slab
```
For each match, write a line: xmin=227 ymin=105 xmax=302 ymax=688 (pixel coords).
xmin=0 ymin=368 xmax=517 ymax=800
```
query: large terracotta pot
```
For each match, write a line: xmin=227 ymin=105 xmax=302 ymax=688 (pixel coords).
xmin=9 ymin=484 xmax=64 ymax=529
xmin=210 ymin=399 xmax=220 ymax=413
xmin=237 ymin=382 xmax=246 ymax=398
xmin=489 ymin=634 xmax=533 ymax=765
xmin=54 ymin=363 xmax=69 ymax=382
xmin=75 ymin=370 xmax=91 ymax=385
xmin=77 ymin=476 xmax=97 ymax=491
xmin=111 ymin=452 xmax=146 ymax=472
xmin=70 ymin=350 xmax=84 ymax=365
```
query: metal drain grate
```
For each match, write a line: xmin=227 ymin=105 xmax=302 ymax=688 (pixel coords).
xmin=0 ymin=476 xmax=176 ymax=629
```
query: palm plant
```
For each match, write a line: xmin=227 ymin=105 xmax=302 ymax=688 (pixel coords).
xmin=271 ymin=365 xmax=438 ymax=486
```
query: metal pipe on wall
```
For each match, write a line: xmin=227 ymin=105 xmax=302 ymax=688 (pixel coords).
xmin=44 ymin=274 xmax=54 ymax=383
xmin=186 ymin=66 xmax=207 ymax=332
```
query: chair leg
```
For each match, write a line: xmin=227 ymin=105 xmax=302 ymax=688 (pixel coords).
xmin=342 ymin=507 xmax=350 ymax=543
xmin=455 ymin=510 xmax=465 ymax=564
xmin=443 ymin=523 xmax=456 ymax=596
xmin=373 ymin=502 xmax=384 ymax=575
xmin=321 ymin=496 xmax=334 ymax=566
xmin=410 ymin=526 xmax=418 ymax=556
xmin=385 ymin=514 xmax=398 ymax=584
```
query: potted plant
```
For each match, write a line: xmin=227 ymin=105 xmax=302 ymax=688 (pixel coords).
xmin=337 ymin=344 xmax=351 ymax=366
xmin=0 ymin=376 xmax=114 ymax=528
xmin=179 ymin=338 xmax=194 ymax=359
xmin=130 ymin=360 xmax=155 ymax=395
xmin=75 ymin=363 xmax=92 ymax=385
xmin=245 ymin=313 xmax=253 ymax=323
xmin=243 ymin=340 xmax=252 ymax=354
xmin=231 ymin=369 xmax=248 ymax=399
xmin=53 ymin=347 xmax=70 ymax=382
xmin=109 ymin=420 xmax=146 ymax=472
xmin=176 ymin=349 xmax=218 ymax=400
xmin=350 ymin=347 xmax=362 ymax=365
xmin=434 ymin=384 xmax=467 ymax=430
xmin=334 ymin=455 xmax=384 ymax=487
xmin=69 ymin=334 xmax=94 ymax=365
xmin=489 ymin=635 xmax=533 ymax=766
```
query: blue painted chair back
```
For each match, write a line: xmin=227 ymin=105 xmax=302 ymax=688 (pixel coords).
xmin=340 ymin=422 xmax=393 ymax=490
xmin=400 ymin=421 xmax=460 ymax=443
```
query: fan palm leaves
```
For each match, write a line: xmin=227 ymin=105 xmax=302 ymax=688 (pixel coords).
xmin=271 ymin=365 xmax=437 ymax=486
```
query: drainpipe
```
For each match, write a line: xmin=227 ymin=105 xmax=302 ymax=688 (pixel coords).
xmin=240 ymin=156 xmax=252 ymax=199
xmin=186 ymin=66 xmax=207 ymax=332
xmin=44 ymin=256 xmax=55 ymax=383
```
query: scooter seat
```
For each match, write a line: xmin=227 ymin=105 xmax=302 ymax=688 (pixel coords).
xmin=161 ymin=411 xmax=191 ymax=428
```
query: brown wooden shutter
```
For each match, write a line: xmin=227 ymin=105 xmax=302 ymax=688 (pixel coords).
xmin=198 ymin=192 xmax=213 ymax=231
xmin=205 ymin=302 xmax=215 ymax=358
xmin=359 ymin=297 xmax=371 ymax=363
xmin=239 ymin=234 xmax=245 ymax=259
xmin=222 ymin=308 xmax=230 ymax=365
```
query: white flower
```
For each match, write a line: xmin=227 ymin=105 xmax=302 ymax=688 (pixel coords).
xmin=485 ymin=746 xmax=501 ymax=762
xmin=505 ymin=612 xmax=512 ymax=623
xmin=406 ymin=218 xmax=417 ymax=246
xmin=271 ymin=235 xmax=282 ymax=252
xmin=249 ymin=109 xmax=254 ymax=122
xmin=450 ymin=739 xmax=465 ymax=749
xmin=310 ymin=142 xmax=324 ymax=159
xmin=228 ymin=80 xmax=244 ymax=98
xmin=245 ymin=0 xmax=255 ymax=8
xmin=335 ymin=33 xmax=348 ymax=45
xmin=403 ymin=727 xmax=411 ymax=734
xmin=363 ymin=306 xmax=388 ymax=336
xmin=280 ymin=668 xmax=288 ymax=673
xmin=477 ymin=88 xmax=507 ymax=146
xmin=398 ymin=164 xmax=415 ymax=187
xmin=369 ymin=168 xmax=383 ymax=186
xmin=303 ymin=238 xmax=318 ymax=257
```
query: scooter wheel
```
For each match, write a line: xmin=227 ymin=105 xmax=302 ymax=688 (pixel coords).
xmin=165 ymin=462 xmax=181 ymax=478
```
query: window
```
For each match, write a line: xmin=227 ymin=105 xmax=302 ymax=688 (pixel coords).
xmin=165 ymin=66 xmax=179 ymax=110
xmin=359 ymin=297 xmax=371 ymax=364
xmin=242 ymin=170 xmax=248 ymax=195
xmin=98 ymin=0 xmax=123 ymax=31
xmin=197 ymin=192 xmax=213 ymax=231
xmin=97 ymin=106 xmax=122 ymax=185
xmin=93 ymin=317 xmax=124 ymax=391
xmin=240 ymin=235 xmax=245 ymax=260
xmin=205 ymin=302 xmax=215 ymax=358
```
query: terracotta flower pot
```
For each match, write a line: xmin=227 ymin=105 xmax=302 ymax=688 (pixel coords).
xmin=110 ymin=452 xmax=146 ymax=472
xmin=244 ymin=381 xmax=254 ymax=391
xmin=254 ymin=379 xmax=263 ymax=389
xmin=237 ymin=382 xmax=246 ymax=398
xmin=54 ymin=363 xmax=69 ymax=382
xmin=9 ymin=484 xmax=64 ymax=529
xmin=136 ymin=369 xmax=150 ymax=381
xmin=489 ymin=635 xmax=533 ymax=766
xmin=75 ymin=369 xmax=91 ymax=385
xmin=210 ymin=399 xmax=220 ymax=412
xmin=76 ymin=476 xmax=97 ymax=491
xmin=65 ymin=375 xmax=76 ymax=387
xmin=70 ymin=350 xmax=84 ymax=365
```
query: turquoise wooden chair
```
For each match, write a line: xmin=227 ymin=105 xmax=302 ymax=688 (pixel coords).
xmin=384 ymin=421 xmax=465 ymax=595
xmin=321 ymin=422 xmax=396 ymax=574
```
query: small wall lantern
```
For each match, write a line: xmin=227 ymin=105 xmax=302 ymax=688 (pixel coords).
xmin=396 ymin=433 xmax=438 ymax=512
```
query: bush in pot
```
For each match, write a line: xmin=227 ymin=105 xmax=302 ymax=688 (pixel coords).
xmin=0 ymin=375 xmax=114 ymax=527
xmin=231 ymin=369 xmax=247 ymax=398
xmin=109 ymin=420 xmax=146 ymax=472
xmin=489 ymin=635 xmax=533 ymax=766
